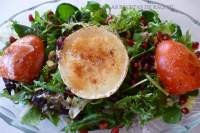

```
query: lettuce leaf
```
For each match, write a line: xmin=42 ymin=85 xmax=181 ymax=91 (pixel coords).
xmin=56 ymin=3 xmax=79 ymax=22
xmin=110 ymin=7 xmax=141 ymax=32
xmin=21 ymin=106 xmax=42 ymax=125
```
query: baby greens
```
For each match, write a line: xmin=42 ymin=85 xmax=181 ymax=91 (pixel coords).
xmin=1 ymin=1 xmax=197 ymax=132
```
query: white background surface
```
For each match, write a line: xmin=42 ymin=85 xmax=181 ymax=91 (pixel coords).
xmin=0 ymin=0 xmax=200 ymax=133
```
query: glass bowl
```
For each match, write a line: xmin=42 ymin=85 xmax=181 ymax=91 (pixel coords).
xmin=0 ymin=0 xmax=200 ymax=133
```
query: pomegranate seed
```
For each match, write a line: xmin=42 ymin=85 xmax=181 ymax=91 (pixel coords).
xmin=156 ymin=32 xmax=163 ymax=43
xmin=143 ymin=63 xmax=150 ymax=71
xmin=131 ymin=80 xmax=136 ymax=85
xmin=111 ymin=127 xmax=119 ymax=133
xmin=181 ymin=107 xmax=189 ymax=114
xmin=48 ymin=10 xmax=54 ymax=17
xmin=127 ymin=39 xmax=134 ymax=46
xmin=133 ymin=62 xmax=138 ymax=68
xmin=64 ymin=90 xmax=74 ymax=97
xmin=56 ymin=37 xmax=65 ymax=50
xmin=118 ymin=125 xmax=124 ymax=128
xmin=178 ymin=95 xmax=188 ymax=105
xmin=192 ymin=42 xmax=199 ymax=49
xmin=162 ymin=34 xmax=170 ymax=40
xmin=99 ymin=121 xmax=109 ymax=129
xmin=141 ymin=42 xmax=148 ymax=49
xmin=156 ymin=32 xmax=170 ymax=43
xmin=79 ymin=130 xmax=88 ymax=133
xmin=195 ymin=51 xmax=200 ymax=58
xmin=140 ymin=16 xmax=147 ymax=26
xmin=9 ymin=36 xmax=17 ymax=43
xmin=140 ymin=16 xmax=145 ymax=20
xmin=28 ymin=14 xmax=34 ymax=22
xmin=132 ymin=72 xmax=139 ymax=79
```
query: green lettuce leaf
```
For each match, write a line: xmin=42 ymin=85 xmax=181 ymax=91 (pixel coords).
xmin=21 ymin=106 xmax=42 ymax=125
xmin=162 ymin=105 xmax=182 ymax=124
xmin=47 ymin=113 xmax=60 ymax=126
xmin=12 ymin=22 xmax=34 ymax=37
xmin=56 ymin=3 xmax=79 ymax=22
xmin=110 ymin=7 xmax=141 ymax=32
xmin=142 ymin=10 xmax=161 ymax=23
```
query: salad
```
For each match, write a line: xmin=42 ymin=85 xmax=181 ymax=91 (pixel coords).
xmin=0 ymin=1 xmax=200 ymax=133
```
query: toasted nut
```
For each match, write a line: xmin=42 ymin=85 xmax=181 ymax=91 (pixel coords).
xmin=66 ymin=97 xmax=72 ymax=104
xmin=48 ymin=51 xmax=56 ymax=61
xmin=46 ymin=60 xmax=57 ymax=70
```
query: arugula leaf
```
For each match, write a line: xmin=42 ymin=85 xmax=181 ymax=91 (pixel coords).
xmin=34 ymin=70 xmax=65 ymax=93
xmin=162 ymin=104 xmax=182 ymax=124
xmin=33 ymin=80 xmax=65 ymax=93
xmin=21 ymin=106 xmax=42 ymax=125
xmin=12 ymin=22 xmax=34 ymax=37
xmin=56 ymin=3 xmax=79 ymax=22
xmin=52 ymin=70 xmax=63 ymax=83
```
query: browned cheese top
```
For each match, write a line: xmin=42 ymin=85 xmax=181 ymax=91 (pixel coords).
xmin=58 ymin=26 xmax=129 ymax=99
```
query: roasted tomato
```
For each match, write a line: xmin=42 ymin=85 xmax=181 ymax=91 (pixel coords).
xmin=155 ymin=40 xmax=200 ymax=95
xmin=0 ymin=35 xmax=44 ymax=83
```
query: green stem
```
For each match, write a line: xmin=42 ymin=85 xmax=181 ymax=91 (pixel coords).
xmin=129 ymin=46 xmax=155 ymax=62
xmin=123 ymin=78 xmax=148 ymax=92
xmin=42 ymin=25 xmax=55 ymax=34
xmin=20 ymin=84 xmax=33 ymax=93
xmin=144 ymin=74 xmax=169 ymax=96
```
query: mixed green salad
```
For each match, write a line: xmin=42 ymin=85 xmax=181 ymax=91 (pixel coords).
xmin=0 ymin=1 xmax=200 ymax=133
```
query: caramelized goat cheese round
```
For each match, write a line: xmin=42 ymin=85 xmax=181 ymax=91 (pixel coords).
xmin=58 ymin=26 xmax=129 ymax=99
